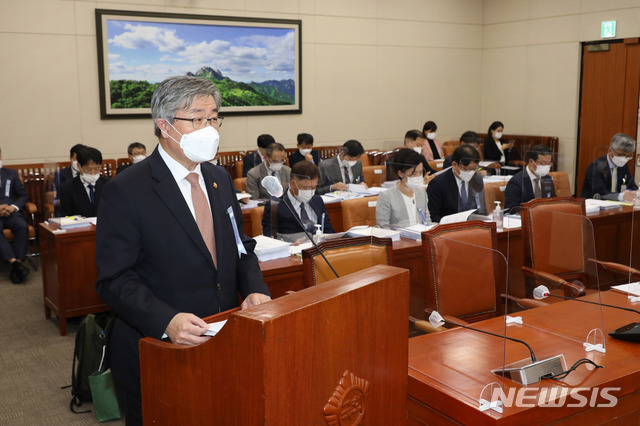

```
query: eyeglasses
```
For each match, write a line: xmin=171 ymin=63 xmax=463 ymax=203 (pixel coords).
xmin=82 ymin=167 xmax=102 ymax=174
xmin=174 ymin=115 xmax=224 ymax=129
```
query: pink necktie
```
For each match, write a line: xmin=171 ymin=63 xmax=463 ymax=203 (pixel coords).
xmin=186 ymin=173 xmax=217 ymax=268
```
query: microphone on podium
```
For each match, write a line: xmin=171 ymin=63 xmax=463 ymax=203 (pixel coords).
xmin=261 ymin=176 xmax=339 ymax=279
xmin=534 ymin=285 xmax=640 ymax=342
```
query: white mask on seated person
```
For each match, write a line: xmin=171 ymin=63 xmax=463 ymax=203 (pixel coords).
xmin=299 ymin=148 xmax=312 ymax=156
xmin=347 ymin=160 xmax=358 ymax=167
xmin=427 ymin=132 xmax=436 ymax=140
xmin=612 ymin=155 xmax=630 ymax=168
xmin=131 ymin=155 xmax=146 ymax=164
xmin=458 ymin=169 xmax=475 ymax=182
xmin=494 ymin=132 xmax=503 ymax=139
xmin=413 ymin=146 xmax=422 ymax=154
xmin=81 ymin=173 xmax=100 ymax=185
xmin=404 ymin=175 xmax=424 ymax=189
xmin=269 ymin=162 xmax=283 ymax=172
xmin=535 ymin=164 xmax=550 ymax=177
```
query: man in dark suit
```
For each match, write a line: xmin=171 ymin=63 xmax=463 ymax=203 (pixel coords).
xmin=95 ymin=76 xmax=271 ymax=425
xmin=580 ymin=133 xmax=638 ymax=201
xmin=262 ymin=161 xmax=334 ymax=237
xmin=58 ymin=143 xmax=86 ymax=184
xmin=0 ymin=159 xmax=30 ymax=284
xmin=242 ymin=134 xmax=275 ymax=177
xmin=60 ymin=147 xmax=109 ymax=217
xmin=504 ymin=144 xmax=556 ymax=212
xmin=116 ymin=142 xmax=147 ymax=175
xmin=427 ymin=144 xmax=487 ymax=223
xmin=246 ymin=142 xmax=291 ymax=200
xmin=317 ymin=139 xmax=366 ymax=194
xmin=288 ymin=132 xmax=322 ymax=168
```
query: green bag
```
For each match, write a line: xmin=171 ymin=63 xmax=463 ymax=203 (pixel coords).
xmin=88 ymin=346 xmax=122 ymax=422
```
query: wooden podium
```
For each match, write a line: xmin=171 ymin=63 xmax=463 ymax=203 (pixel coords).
xmin=139 ymin=265 xmax=409 ymax=425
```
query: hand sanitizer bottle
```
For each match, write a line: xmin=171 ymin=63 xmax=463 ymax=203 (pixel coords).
xmin=313 ymin=224 xmax=325 ymax=244
xmin=493 ymin=201 xmax=503 ymax=231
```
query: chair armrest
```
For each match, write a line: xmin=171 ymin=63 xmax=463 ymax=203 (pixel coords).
xmin=23 ymin=202 xmax=37 ymax=215
xmin=522 ymin=266 xmax=585 ymax=297
xmin=44 ymin=203 xmax=55 ymax=220
xmin=502 ymin=293 xmax=548 ymax=309
xmin=590 ymin=259 xmax=640 ymax=279
xmin=509 ymin=160 xmax=526 ymax=167
xmin=413 ymin=320 xmax=447 ymax=334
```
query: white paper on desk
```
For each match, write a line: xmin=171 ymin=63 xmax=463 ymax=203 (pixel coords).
xmin=483 ymin=175 xmax=512 ymax=183
xmin=502 ymin=216 xmax=522 ymax=229
xmin=289 ymin=241 xmax=313 ymax=255
xmin=241 ymin=199 xmax=259 ymax=209
xmin=253 ymin=235 xmax=291 ymax=262
xmin=236 ymin=192 xmax=251 ymax=201
xmin=611 ymin=282 xmax=640 ymax=297
xmin=439 ymin=209 xmax=476 ymax=225
xmin=204 ymin=320 xmax=227 ymax=336
xmin=479 ymin=161 xmax=500 ymax=168
xmin=365 ymin=186 xmax=388 ymax=195
xmin=87 ymin=217 xmax=98 ymax=225
xmin=501 ymin=165 xmax=521 ymax=170
xmin=321 ymin=194 xmax=343 ymax=204
xmin=347 ymin=183 xmax=370 ymax=194
xmin=346 ymin=226 xmax=400 ymax=241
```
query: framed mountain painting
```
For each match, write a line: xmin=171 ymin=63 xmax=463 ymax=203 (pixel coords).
xmin=96 ymin=9 xmax=301 ymax=118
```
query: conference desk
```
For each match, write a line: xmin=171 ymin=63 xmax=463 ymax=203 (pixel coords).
xmin=407 ymin=290 xmax=640 ymax=424
xmin=39 ymin=206 xmax=640 ymax=334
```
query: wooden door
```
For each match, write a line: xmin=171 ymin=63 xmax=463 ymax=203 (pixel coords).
xmin=577 ymin=39 xmax=640 ymax=196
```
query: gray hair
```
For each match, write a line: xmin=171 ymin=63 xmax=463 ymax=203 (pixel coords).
xmin=610 ymin=133 xmax=636 ymax=153
xmin=151 ymin=76 xmax=222 ymax=137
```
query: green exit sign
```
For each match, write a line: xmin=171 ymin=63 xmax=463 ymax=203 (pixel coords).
xmin=601 ymin=21 xmax=616 ymax=38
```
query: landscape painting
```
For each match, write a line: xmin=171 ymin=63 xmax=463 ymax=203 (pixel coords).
xmin=96 ymin=9 xmax=301 ymax=118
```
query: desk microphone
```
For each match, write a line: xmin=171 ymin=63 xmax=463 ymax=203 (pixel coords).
xmin=534 ymin=285 xmax=640 ymax=342
xmin=261 ymin=176 xmax=339 ymax=278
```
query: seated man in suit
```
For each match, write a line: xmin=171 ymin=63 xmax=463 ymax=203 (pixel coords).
xmin=317 ymin=139 xmax=367 ymax=194
xmin=242 ymin=134 xmax=275 ymax=177
xmin=60 ymin=146 xmax=109 ymax=217
xmin=59 ymin=143 xmax=86 ymax=184
xmin=289 ymin=132 xmax=322 ymax=168
xmin=246 ymin=142 xmax=291 ymax=200
xmin=116 ymin=142 xmax=147 ymax=175
xmin=262 ymin=161 xmax=335 ymax=237
xmin=504 ymin=144 xmax=556 ymax=212
xmin=427 ymin=144 xmax=487 ymax=223
xmin=402 ymin=130 xmax=436 ymax=176
xmin=581 ymin=133 xmax=638 ymax=201
xmin=0 ymin=154 xmax=31 ymax=284
xmin=443 ymin=131 xmax=493 ymax=176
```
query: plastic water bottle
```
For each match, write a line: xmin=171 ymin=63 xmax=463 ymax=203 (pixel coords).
xmin=493 ymin=201 xmax=503 ymax=231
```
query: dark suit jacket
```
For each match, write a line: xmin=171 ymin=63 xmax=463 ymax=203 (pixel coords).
xmin=580 ymin=155 xmax=638 ymax=200
xmin=426 ymin=168 xmax=487 ymax=223
xmin=317 ymin=157 xmax=365 ymax=194
xmin=504 ymin=169 xmax=556 ymax=212
xmin=95 ymin=147 xmax=269 ymax=398
xmin=261 ymin=189 xmax=335 ymax=237
xmin=116 ymin=163 xmax=132 ymax=175
xmin=483 ymin=136 xmax=511 ymax=164
xmin=59 ymin=175 xmax=109 ymax=217
xmin=242 ymin=151 xmax=262 ymax=177
xmin=59 ymin=166 xmax=74 ymax=184
xmin=0 ymin=168 xmax=29 ymax=209
xmin=288 ymin=150 xmax=322 ymax=168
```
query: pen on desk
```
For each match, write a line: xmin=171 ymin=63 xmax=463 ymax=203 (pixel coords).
xmin=321 ymin=213 xmax=325 ymax=233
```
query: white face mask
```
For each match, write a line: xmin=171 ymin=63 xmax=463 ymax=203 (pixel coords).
xmin=299 ymin=148 xmax=312 ymax=156
xmin=269 ymin=162 xmax=283 ymax=172
xmin=131 ymin=155 xmax=146 ymax=164
xmin=427 ymin=132 xmax=436 ymax=140
xmin=167 ymin=123 xmax=220 ymax=163
xmin=612 ymin=155 xmax=630 ymax=167
xmin=494 ymin=131 xmax=503 ymax=139
xmin=347 ymin=160 xmax=358 ymax=168
xmin=71 ymin=160 xmax=80 ymax=173
xmin=404 ymin=175 xmax=424 ymax=189
xmin=81 ymin=173 xmax=100 ymax=185
xmin=535 ymin=164 xmax=550 ymax=177
xmin=413 ymin=146 xmax=422 ymax=154
xmin=296 ymin=188 xmax=314 ymax=204
xmin=457 ymin=169 xmax=475 ymax=182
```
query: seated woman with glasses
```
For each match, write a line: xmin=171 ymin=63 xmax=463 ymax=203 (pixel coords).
xmin=376 ymin=148 xmax=431 ymax=228
xmin=60 ymin=146 xmax=110 ymax=217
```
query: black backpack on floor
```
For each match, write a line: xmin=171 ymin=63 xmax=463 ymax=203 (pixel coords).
xmin=67 ymin=311 xmax=116 ymax=413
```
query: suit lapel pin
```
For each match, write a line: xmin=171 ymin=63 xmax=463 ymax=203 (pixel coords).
xmin=213 ymin=182 xmax=218 ymax=189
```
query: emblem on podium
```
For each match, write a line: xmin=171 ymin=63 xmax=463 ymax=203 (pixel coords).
xmin=323 ymin=370 xmax=370 ymax=425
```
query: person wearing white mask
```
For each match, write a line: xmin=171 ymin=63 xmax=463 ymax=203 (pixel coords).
xmin=484 ymin=121 xmax=515 ymax=165
xmin=376 ymin=149 xmax=430 ymax=228
xmin=60 ymin=146 xmax=109 ymax=217
xmin=581 ymin=133 xmax=638 ymax=201
xmin=95 ymin=76 xmax=271 ymax=424
xmin=317 ymin=139 xmax=367 ymax=194
xmin=427 ymin=145 xmax=487 ymax=223
xmin=58 ymin=144 xmax=87 ymax=184
xmin=246 ymin=142 xmax=291 ymax=200
xmin=504 ymin=145 xmax=557 ymax=212
xmin=289 ymin=133 xmax=322 ymax=168
xmin=421 ymin=121 xmax=444 ymax=161
xmin=261 ymin=161 xmax=335 ymax=237
xmin=116 ymin=142 xmax=147 ymax=175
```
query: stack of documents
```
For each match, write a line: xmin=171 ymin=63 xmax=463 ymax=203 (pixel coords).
xmin=253 ymin=235 xmax=291 ymax=262
xmin=585 ymin=199 xmax=623 ymax=214
xmin=48 ymin=216 xmax=93 ymax=229
xmin=346 ymin=226 xmax=400 ymax=241
xmin=396 ymin=224 xmax=435 ymax=240
xmin=611 ymin=282 xmax=640 ymax=297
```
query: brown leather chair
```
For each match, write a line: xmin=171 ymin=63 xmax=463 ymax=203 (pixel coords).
xmin=301 ymin=236 xmax=394 ymax=286
xmin=2 ymin=175 xmax=39 ymax=265
xmin=362 ymin=165 xmax=386 ymax=187
xmin=233 ymin=177 xmax=247 ymax=193
xmin=249 ymin=206 xmax=264 ymax=237
xmin=116 ymin=157 xmax=131 ymax=168
xmin=483 ymin=181 xmax=507 ymax=214
xmin=520 ymin=197 xmax=640 ymax=298
xmin=234 ymin=160 xmax=244 ymax=179
xmin=442 ymin=141 xmax=460 ymax=158
xmin=548 ymin=171 xmax=572 ymax=197
xmin=341 ymin=196 xmax=378 ymax=229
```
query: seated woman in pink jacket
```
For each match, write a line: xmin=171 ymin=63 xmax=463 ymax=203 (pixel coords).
xmin=421 ymin=120 xmax=444 ymax=161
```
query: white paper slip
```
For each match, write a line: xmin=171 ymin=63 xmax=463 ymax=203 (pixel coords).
xmin=236 ymin=192 xmax=251 ymax=201
xmin=346 ymin=183 xmax=371 ymax=194
xmin=203 ymin=320 xmax=227 ymax=336
xmin=321 ymin=194 xmax=343 ymax=204
xmin=611 ymin=282 xmax=640 ymax=297
xmin=346 ymin=226 xmax=400 ymax=241
xmin=289 ymin=241 xmax=313 ymax=255
xmin=502 ymin=216 xmax=522 ymax=229
xmin=241 ymin=200 xmax=260 ymax=209
xmin=439 ymin=209 xmax=476 ymax=225
xmin=501 ymin=165 xmax=521 ymax=170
